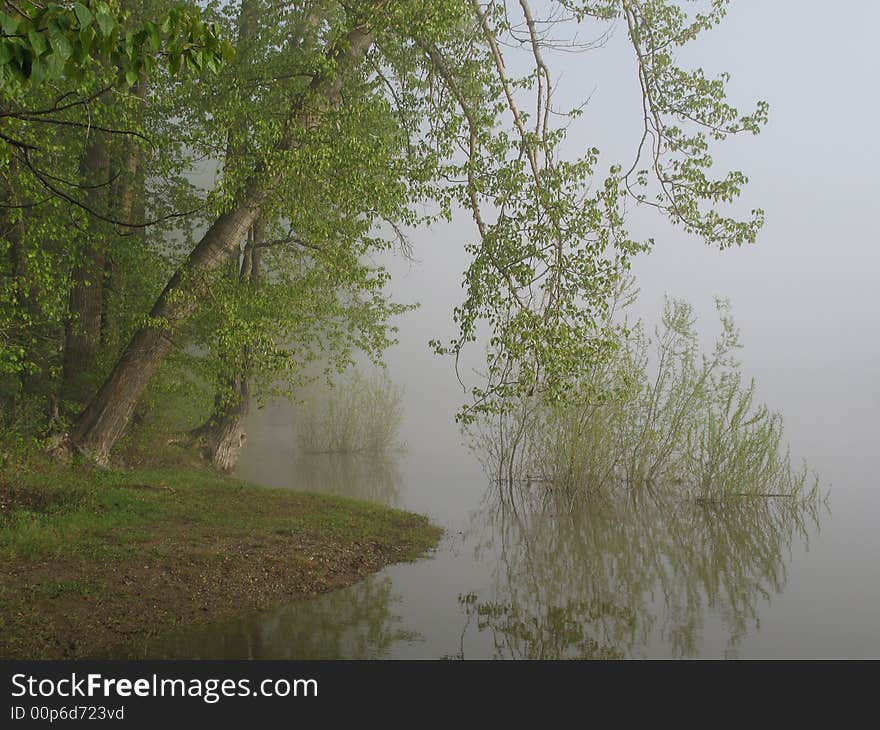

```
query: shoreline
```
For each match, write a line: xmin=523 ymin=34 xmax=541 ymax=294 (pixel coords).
xmin=0 ymin=462 xmax=442 ymax=659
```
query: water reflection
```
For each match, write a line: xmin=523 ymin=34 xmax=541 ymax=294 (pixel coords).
xmin=454 ymin=451 xmax=825 ymax=658
xmin=108 ymin=387 xmax=828 ymax=659
xmin=289 ymin=452 xmax=403 ymax=507
xmin=110 ymin=575 xmax=418 ymax=659
xmin=236 ymin=395 xmax=404 ymax=507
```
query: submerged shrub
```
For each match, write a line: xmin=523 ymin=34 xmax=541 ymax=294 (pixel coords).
xmin=297 ymin=371 xmax=403 ymax=454
xmin=471 ymin=295 xmax=818 ymax=501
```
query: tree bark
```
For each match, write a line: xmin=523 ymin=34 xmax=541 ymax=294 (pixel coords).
xmin=188 ymin=375 xmax=252 ymax=472
xmin=61 ymin=139 xmax=110 ymax=402
xmin=189 ymin=220 xmax=263 ymax=472
xmin=70 ymin=202 xmax=261 ymax=462
xmin=102 ymin=83 xmax=147 ymax=353
xmin=176 ymin=0 xmax=268 ymax=472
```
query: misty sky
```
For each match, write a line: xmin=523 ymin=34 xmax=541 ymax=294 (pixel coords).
xmin=373 ymin=1 xmax=879 ymax=487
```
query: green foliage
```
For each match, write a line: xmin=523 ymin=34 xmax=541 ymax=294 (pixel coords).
xmin=297 ymin=370 xmax=404 ymax=455
xmin=0 ymin=1 xmax=234 ymax=399
xmin=469 ymin=287 xmax=819 ymax=501
xmin=180 ymin=227 xmax=415 ymax=417
xmin=0 ymin=393 xmax=47 ymax=466
xmin=1 ymin=1 xmax=771 ymax=461
xmin=0 ymin=0 xmax=230 ymax=92
xmin=412 ymin=0 xmax=769 ymax=416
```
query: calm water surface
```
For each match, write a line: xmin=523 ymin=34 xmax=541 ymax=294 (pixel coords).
xmin=116 ymin=223 xmax=880 ymax=658
xmin=118 ymin=369 xmax=879 ymax=658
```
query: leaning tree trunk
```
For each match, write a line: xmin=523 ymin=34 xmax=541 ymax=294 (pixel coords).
xmin=189 ymin=221 xmax=263 ymax=472
xmin=68 ymin=23 xmax=374 ymax=465
xmin=61 ymin=138 xmax=110 ymax=402
xmin=69 ymin=203 xmax=261 ymax=462
xmin=178 ymin=0 xmax=270 ymax=472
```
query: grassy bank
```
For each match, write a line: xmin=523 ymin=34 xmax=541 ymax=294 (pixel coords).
xmin=0 ymin=460 xmax=442 ymax=659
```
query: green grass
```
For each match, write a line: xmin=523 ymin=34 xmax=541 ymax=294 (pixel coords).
xmin=0 ymin=455 xmax=441 ymax=658
xmin=0 ymin=460 xmax=430 ymax=558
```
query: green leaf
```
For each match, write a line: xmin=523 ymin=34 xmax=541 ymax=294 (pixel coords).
xmin=79 ymin=24 xmax=95 ymax=53
xmin=0 ymin=12 xmax=18 ymax=36
xmin=73 ymin=2 xmax=93 ymax=29
xmin=46 ymin=51 xmax=65 ymax=79
xmin=144 ymin=22 xmax=160 ymax=53
xmin=188 ymin=51 xmax=204 ymax=71
xmin=220 ymin=39 xmax=235 ymax=62
xmin=0 ymin=43 xmax=12 ymax=66
xmin=27 ymin=31 xmax=49 ymax=57
xmin=48 ymin=32 xmax=72 ymax=61
xmin=124 ymin=68 xmax=138 ymax=86
xmin=95 ymin=11 xmax=114 ymax=37
xmin=29 ymin=56 xmax=45 ymax=86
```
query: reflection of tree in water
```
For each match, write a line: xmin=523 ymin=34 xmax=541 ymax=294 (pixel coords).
xmin=291 ymin=452 xmax=403 ymax=507
xmin=457 ymin=442 xmax=825 ymax=659
xmin=115 ymin=575 xmax=417 ymax=659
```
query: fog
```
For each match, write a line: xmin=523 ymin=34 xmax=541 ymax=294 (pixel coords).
xmin=225 ymin=2 xmax=880 ymax=658
xmin=381 ymin=0 xmax=879 ymax=458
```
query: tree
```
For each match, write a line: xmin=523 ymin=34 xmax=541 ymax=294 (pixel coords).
xmin=11 ymin=0 xmax=768 ymax=464
xmin=0 ymin=0 xmax=230 ymax=406
xmin=161 ymin=0 xmax=402 ymax=470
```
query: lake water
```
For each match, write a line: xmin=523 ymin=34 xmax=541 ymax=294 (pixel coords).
xmin=109 ymin=190 xmax=880 ymax=659
xmin=116 ymin=354 xmax=878 ymax=659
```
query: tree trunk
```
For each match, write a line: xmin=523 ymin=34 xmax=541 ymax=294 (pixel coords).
xmin=176 ymin=0 xmax=269 ymax=473
xmin=188 ymin=221 xmax=263 ymax=472
xmin=70 ymin=203 xmax=261 ymax=463
xmin=61 ymin=139 xmax=110 ymax=401
xmin=187 ymin=375 xmax=252 ymax=472
xmin=69 ymin=21 xmax=375 ymax=464
xmin=102 ymin=83 xmax=147 ymax=353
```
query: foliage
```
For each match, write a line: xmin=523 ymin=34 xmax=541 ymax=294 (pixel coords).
xmin=415 ymin=0 xmax=768 ymax=417
xmin=0 ymin=0 xmax=231 ymax=92
xmin=1 ymin=1 xmax=773 ymax=465
xmin=0 ymin=0 xmax=232 ymax=398
xmin=469 ymin=287 xmax=819 ymax=501
xmin=180 ymin=225 xmax=415 ymax=418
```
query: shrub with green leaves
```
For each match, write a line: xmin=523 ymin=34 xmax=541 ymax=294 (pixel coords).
xmin=470 ymin=292 xmax=818 ymax=501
